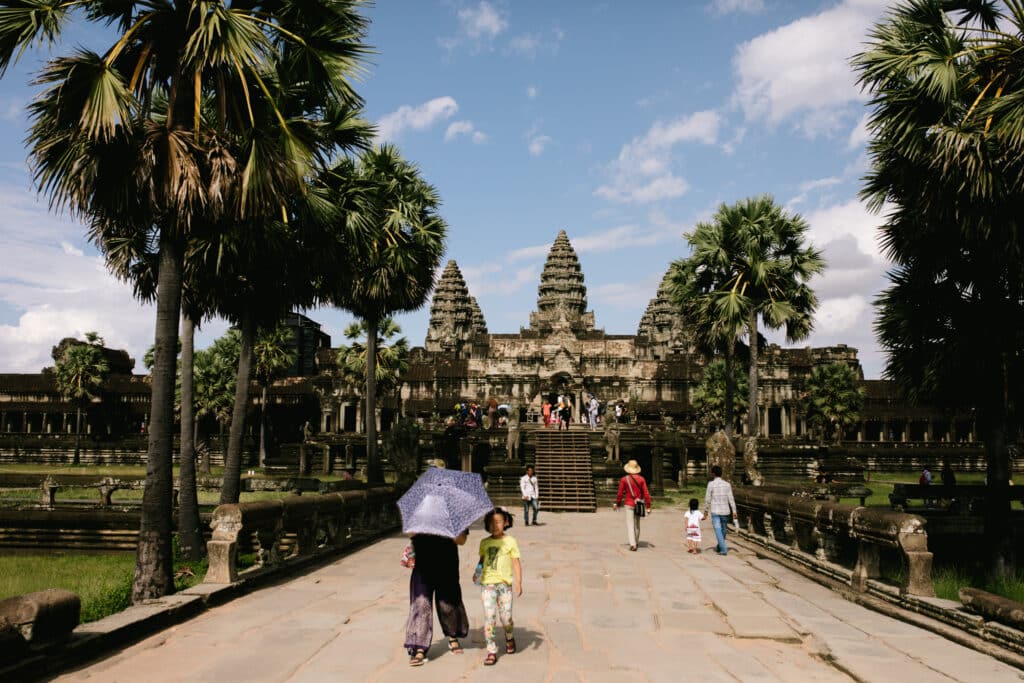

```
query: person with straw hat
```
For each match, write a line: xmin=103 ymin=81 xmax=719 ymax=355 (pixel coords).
xmin=613 ymin=460 xmax=652 ymax=551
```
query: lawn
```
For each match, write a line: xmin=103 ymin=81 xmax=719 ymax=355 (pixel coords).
xmin=0 ymin=549 xmax=209 ymax=623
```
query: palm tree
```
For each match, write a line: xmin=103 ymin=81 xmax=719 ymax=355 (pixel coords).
xmin=53 ymin=333 xmax=110 ymax=465
xmin=853 ymin=0 xmax=1024 ymax=577
xmin=801 ymin=364 xmax=865 ymax=445
xmin=667 ymin=253 xmax=748 ymax=436
xmin=194 ymin=330 xmax=241 ymax=472
xmin=687 ymin=197 xmax=824 ymax=437
xmin=253 ymin=324 xmax=297 ymax=468
xmin=325 ymin=146 xmax=447 ymax=483
xmin=336 ymin=318 xmax=411 ymax=431
xmin=692 ymin=359 xmax=749 ymax=432
xmin=0 ymin=0 xmax=371 ymax=602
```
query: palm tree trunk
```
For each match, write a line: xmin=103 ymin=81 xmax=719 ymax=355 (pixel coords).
xmin=258 ymin=385 xmax=268 ymax=469
xmin=177 ymin=315 xmax=203 ymax=561
xmin=73 ymin=406 xmax=82 ymax=465
xmin=132 ymin=231 xmax=181 ymax=603
xmin=220 ymin=313 xmax=256 ymax=504
xmin=723 ymin=339 xmax=736 ymax=437
xmin=982 ymin=363 xmax=1015 ymax=579
xmin=747 ymin=310 xmax=759 ymax=437
xmin=365 ymin=315 xmax=382 ymax=483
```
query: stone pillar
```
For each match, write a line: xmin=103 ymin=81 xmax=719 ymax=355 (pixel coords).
xmin=901 ymin=421 xmax=908 ymax=443
xmin=857 ymin=421 xmax=864 ymax=442
xmin=23 ymin=412 xmax=29 ymax=433
xmin=761 ymin=406 xmax=769 ymax=437
xmin=924 ymin=419 xmax=932 ymax=443
xmin=375 ymin=408 xmax=382 ymax=432
xmin=781 ymin=405 xmax=789 ymax=437
xmin=355 ymin=403 xmax=363 ymax=434
xmin=880 ymin=419 xmax=887 ymax=442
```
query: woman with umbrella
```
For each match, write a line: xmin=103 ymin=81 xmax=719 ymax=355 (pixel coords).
xmin=399 ymin=467 xmax=494 ymax=666
xmin=404 ymin=530 xmax=470 ymax=665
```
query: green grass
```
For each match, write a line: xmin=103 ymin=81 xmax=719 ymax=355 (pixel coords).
xmin=931 ymin=564 xmax=1024 ymax=603
xmin=0 ymin=554 xmax=136 ymax=623
xmin=0 ymin=545 xmax=211 ymax=624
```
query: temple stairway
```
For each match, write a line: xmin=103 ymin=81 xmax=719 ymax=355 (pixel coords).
xmin=530 ymin=430 xmax=596 ymax=512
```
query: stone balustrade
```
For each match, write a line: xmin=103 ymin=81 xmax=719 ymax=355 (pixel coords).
xmin=204 ymin=486 xmax=399 ymax=584
xmin=734 ymin=486 xmax=935 ymax=597
xmin=0 ymin=589 xmax=80 ymax=664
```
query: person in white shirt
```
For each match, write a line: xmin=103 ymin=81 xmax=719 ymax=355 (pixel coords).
xmin=588 ymin=395 xmax=600 ymax=431
xmin=704 ymin=465 xmax=737 ymax=555
xmin=520 ymin=466 xmax=539 ymax=526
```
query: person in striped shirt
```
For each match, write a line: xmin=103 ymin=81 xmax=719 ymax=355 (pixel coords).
xmin=704 ymin=465 xmax=737 ymax=556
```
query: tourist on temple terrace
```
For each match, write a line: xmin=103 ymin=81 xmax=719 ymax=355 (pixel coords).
xmin=705 ymin=465 xmax=738 ymax=556
xmin=613 ymin=460 xmax=652 ymax=551
xmin=403 ymin=531 xmax=470 ymax=666
xmin=520 ymin=465 xmax=540 ymax=525
xmin=477 ymin=508 xmax=523 ymax=665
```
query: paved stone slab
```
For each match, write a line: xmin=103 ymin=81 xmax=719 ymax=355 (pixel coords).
xmin=50 ymin=508 xmax=1024 ymax=682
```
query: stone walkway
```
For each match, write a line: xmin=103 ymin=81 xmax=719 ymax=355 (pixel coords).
xmin=55 ymin=509 xmax=1023 ymax=682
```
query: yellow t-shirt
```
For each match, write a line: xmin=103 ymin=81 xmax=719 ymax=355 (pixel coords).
xmin=478 ymin=534 xmax=520 ymax=585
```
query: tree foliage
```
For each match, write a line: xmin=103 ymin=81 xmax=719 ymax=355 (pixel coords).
xmin=853 ymin=0 xmax=1024 ymax=576
xmin=691 ymin=359 xmax=749 ymax=431
xmin=336 ymin=318 xmax=410 ymax=397
xmin=801 ymin=363 xmax=865 ymax=445
xmin=53 ymin=332 xmax=110 ymax=465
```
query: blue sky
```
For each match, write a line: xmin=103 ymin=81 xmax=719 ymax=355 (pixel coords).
xmin=0 ymin=0 xmax=893 ymax=376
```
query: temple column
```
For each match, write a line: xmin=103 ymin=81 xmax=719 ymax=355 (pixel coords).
xmin=375 ymin=408 xmax=382 ymax=432
xmin=781 ymin=405 xmax=789 ymax=436
xmin=23 ymin=412 xmax=29 ymax=433
xmin=857 ymin=421 xmax=864 ymax=442
xmin=761 ymin=405 xmax=769 ymax=437
xmin=901 ymin=421 xmax=908 ymax=442
xmin=880 ymin=419 xmax=888 ymax=442
xmin=355 ymin=403 xmax=363 ymax=434
xmin=924 ymin=419 xmax=932 ymax=443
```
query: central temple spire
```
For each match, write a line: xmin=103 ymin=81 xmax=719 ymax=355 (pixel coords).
xmin=528 ymin=230 xmax=596 ymax=334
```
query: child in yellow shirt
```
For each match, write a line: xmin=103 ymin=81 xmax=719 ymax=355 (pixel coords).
xmin=477 ymin=508 xmax=522 ymax=666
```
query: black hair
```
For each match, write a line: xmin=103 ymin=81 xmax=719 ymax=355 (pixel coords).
xmin=689 ymin=498 xmax=699 ymax=511
xmin=711 ymin=465 xmax=723 ymax=477
xmin=484 ymin=507 xmax=513 ymax=532
xmin=525 ymin=465 xmax=534 ymax=473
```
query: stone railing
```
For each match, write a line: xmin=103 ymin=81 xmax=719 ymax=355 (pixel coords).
xmin=734 ymin=487 xmax=935 ymax=597
xmin=204 ymin=486 xmax=399 ymax=584
xmin=0 ymin=473 xmax=366 ymax=509
xmin=0 ymin=589 xmax=80 ymax=665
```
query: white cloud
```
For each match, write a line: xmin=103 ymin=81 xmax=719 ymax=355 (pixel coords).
xmin=847 ymin=111 xmax=871 ymax=149
xmin=708 ymin=0 xmax=765 ymax=14
xmin=0 ymin=187 xmax=157 ymax=372
xmin=376 ymin=97 xmax=459 ymax=141
xmin=462 ymin=264 xmax=538 ymax=297
xmin=506 ymin=27 xmax=564 ymax=58
xmin=458 ymin=1 xmax=508 ymax=39
xmin=445 ymin=120 xmax=488 ymax=144
xmin=508 ymin=214 xmax=686 ymax=263
xmin=732 ymin=0 xmax=888 ymax=136
xmin=595 ymin=110 xmax=720 ymax=203
xmin=813 ymin=295 xmax=870 ymax=334
xmin=804 ymin=198 xmax=885 ymax=263
xmin=528 ymin=135 xmax=552 ymax=156
xmin=526 ymin=85 xmax=538 ymax=99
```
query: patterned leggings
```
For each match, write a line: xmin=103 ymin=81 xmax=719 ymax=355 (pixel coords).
xmin=480 ymin=583 xmax=514 ymax=654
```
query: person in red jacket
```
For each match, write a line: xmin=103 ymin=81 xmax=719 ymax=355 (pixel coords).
xmin=613 ymin=460 xmax=652 ymax=551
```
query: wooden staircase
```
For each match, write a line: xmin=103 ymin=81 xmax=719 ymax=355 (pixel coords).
xmin=532 ymin=431 xmax=596 ymax=512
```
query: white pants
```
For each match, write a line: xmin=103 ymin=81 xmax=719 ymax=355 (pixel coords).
xmin=625 ymin=505 xmax=640 ymax=547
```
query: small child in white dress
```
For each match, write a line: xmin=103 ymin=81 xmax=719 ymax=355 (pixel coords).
xmin=684 ymin=498 xmax=703 ymax=554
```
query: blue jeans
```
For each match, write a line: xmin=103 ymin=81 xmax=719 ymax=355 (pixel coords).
xmin=711 ymin=514 xmax=731 ymax=554
xmin=523 ymin=498 xmax=538 ymax=525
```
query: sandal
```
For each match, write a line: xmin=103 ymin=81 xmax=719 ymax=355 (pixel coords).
xmin=505 ymin=637 xmax=516 ymax=654
xmin=484 ymin=653 xmax=497 ymax=666
xmin=409 ymin=649 xmax=426 ymax=666
xmin=447 ymin=637 xmax=463 ymax=654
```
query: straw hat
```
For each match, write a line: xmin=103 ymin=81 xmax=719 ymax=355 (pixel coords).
xmin=623 ymin=460 xmax=641 ymax=475
xmin=428 ymin=459 xmax=446 ymax=469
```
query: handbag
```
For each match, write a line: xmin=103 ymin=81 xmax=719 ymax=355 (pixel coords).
xmin=400 ymin=544 xmax=416 ymax=569
xmin=626 ymin=476 xmax=646 ymax=517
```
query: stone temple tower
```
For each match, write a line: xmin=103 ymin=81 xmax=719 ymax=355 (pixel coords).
xmin=637 ymin=269 xmax=693 ymax=357
xmin=425 ymin=260 xmax=479 ymax=356
xmin=528 ymin=230 xmax=596 ymax=335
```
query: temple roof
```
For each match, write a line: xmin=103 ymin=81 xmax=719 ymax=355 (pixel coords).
xmin=529 ymin=230 xmax=595 ymax=334
xmin=425 ymin=260 xmax=477 ymax=354
xmin=470 ymin=297 xmax=487 ymax=336
xmin=637 ymin=269 xmax=691 ymax=351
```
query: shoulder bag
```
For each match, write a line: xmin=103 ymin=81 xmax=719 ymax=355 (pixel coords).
xmin=626 ymin=476 xmax=646 ymax=517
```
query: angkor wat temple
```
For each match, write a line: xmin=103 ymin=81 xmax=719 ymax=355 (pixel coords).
xmin=0 ymin=231 xmax=987 ymax=470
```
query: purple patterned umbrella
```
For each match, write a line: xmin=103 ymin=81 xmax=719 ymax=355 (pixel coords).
xmin=397 ymin=468 xmax=494 ymax=539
